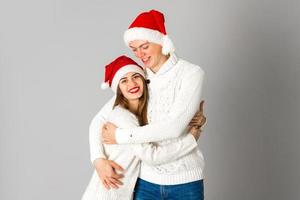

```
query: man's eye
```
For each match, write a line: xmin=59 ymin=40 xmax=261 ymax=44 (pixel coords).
xmin=142 ymin=45 xmax=149 ymax=49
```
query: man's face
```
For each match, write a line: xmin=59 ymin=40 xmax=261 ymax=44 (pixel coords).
xmin=129 ymin=40 xmax=163 ymax=70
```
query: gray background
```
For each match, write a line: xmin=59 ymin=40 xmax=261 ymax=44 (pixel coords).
xmin=1 ymin=0 xmax=299 ymax=199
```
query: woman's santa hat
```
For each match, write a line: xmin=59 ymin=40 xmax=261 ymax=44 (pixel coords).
xmin=123 ymin=9 xmax=175 ymax=55
xmin=101 ymin=55 xmax=145 ymax=93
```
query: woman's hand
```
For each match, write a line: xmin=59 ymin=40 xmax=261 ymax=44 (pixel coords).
xmin=188 ymin=100 xmax=207 ymax=140
xmin=189 ymin=100 xmax=206 ymax=129
xmin=102 ymin=122 xmax=118 ymax=144
xmin=93 ymin=158 xmax=124 ymax=190
xmin=189 ymin=126 xmax=202 ymax=140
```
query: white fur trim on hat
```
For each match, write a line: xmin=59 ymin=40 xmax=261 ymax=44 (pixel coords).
xmin=124 ymin=27 xmax=164 ymax=47
xmin=162 ymin=35 xmax=175 ymax=55
xmin=101 ymin=82 xmax=110 ymax=90
xmin=124 ymin=27 xmax=176 ymax=55
xmin=111 ymin=65 xmax=145 ymax=93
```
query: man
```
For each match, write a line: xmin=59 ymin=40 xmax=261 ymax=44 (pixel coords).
xmin=91 ymin=10 xmax=206 ymax=199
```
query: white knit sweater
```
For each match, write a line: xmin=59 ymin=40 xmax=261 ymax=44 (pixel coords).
xmin=83 ymin=106 xmax=198 ymax=200
xmin=89 ymin=53 xmax=205 ymax=186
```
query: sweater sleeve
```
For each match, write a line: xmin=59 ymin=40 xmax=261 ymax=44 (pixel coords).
xmin=109 ymin=106 xmax=198 ymax=165
xmin=115 ymin=67 xmax=205 ymax=144
xmin=130 ymin=134 xmax=198 ymax=165
xmin=89 ymin=96 xmax=115 ymax=163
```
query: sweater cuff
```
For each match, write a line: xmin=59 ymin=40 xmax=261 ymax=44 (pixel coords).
xmin=90 ymin=152 xmax=106 ymax=164
xmin=115 ymin=128 xmax=133 ymax=144
xmin=184 ymin=134 xmax=198 ymax=148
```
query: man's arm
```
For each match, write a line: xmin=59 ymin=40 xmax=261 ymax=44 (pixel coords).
xmin=115 ymin=67 xmax=205 ymax=144
xmin=131 ymin=134 xmax=198 ymax=166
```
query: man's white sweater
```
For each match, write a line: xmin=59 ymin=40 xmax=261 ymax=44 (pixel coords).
xmin=89 ymin=53 xmax=205 ymax=185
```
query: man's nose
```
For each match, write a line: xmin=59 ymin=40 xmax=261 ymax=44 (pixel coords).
xmin=136 ymin=48 xmax=144 ymax=58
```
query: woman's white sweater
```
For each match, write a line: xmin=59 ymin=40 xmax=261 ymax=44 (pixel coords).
xmin=89 ymin=53 xmax=205 ymax=186
xmin=83 ymin=106 xmax=198 ymax=200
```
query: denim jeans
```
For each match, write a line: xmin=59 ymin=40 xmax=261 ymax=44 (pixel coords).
xmin=133 ymin=178 xmax=204 ymax=200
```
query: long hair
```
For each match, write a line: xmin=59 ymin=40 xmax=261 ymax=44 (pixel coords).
xmin=113 ymin=76 xmax=149 ymax=126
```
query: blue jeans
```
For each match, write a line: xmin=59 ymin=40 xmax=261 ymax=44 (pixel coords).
xmin=133 ymin=178 xmax=204 ymax=200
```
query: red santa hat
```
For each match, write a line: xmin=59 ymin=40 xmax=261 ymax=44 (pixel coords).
xmin=101 ymin=55 xmax=145 ymax=92
xmin=123 ymin=9 xmax=175 ymax=55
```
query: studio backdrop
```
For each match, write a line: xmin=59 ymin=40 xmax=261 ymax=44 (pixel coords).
xmin=1 ymin=0 xmax=299 ymax=199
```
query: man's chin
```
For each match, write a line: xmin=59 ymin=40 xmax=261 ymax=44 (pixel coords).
xmin=142 ymin=59 xmax=152 ymax=68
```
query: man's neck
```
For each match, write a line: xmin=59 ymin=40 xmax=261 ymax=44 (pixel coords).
xmin=150 ymin=54 xmax=169 ymax=73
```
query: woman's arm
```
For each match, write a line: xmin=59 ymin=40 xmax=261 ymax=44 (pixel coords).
xmin=115 ymin=67 xmax=205 ymax=144
xmin=90 ymin=96 xmax=127 ymax=189
xmin=89 ymin=96 xmax=115 ymax=163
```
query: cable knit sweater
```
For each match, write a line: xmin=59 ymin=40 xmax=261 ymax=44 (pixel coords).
xmin=89 ymin=53 xmax=205 ymax=185
xmin=83 ymin=106 xmax=198 ymax=200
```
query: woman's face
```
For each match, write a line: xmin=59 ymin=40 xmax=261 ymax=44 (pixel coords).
xmin=118 ymin=72 xmax=144 ymax=102
xmin=129 ymin=40 xmax=164 ymax=70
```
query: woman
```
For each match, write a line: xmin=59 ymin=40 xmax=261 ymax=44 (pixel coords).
xmin=82 ymin=56 xmax=201 ymax=200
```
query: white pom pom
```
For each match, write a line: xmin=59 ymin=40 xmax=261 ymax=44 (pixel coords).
xmin=162 ymin=35 xmax=175 ymax=55
xmin=101 ymin=82 xmax=109 ymax=90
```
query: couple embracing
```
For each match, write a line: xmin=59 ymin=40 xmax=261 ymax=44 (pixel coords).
xmin=82 ymin=9 xmax=207 ymax=200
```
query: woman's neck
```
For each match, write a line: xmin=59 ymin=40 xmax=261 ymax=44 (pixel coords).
xmin=128 ymin=99 xmax=139 ymax=113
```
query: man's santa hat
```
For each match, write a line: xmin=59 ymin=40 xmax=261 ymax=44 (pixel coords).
xmin=101 ymin=55 xmax=145 ymax=93
xmin=123 ymin=9 xmax=175 ymax=55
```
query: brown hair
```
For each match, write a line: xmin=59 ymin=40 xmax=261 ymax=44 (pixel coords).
xmin=113 ymin=76 xmax=149 ymax=126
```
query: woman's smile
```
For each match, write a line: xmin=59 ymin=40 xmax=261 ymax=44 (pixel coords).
xmin=128 ymin=86 xmax=140 ymax=94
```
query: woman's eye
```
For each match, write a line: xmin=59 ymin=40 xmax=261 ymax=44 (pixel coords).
xmin=133 ymin=75 xmax=140 ymax=79
xmin=120 ymin=80 xmax=127 ymax=84
xmin=142 ymin=46 xmax=149 ymax=50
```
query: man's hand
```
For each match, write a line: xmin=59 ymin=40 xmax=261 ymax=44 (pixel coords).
xmin=93 ymin=158 xmax=124 ymax=190
xmin=102 ymin=122 xmax=117 ymax=144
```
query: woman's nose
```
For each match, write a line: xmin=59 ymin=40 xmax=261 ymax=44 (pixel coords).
xmin=128 ymin=79 xmax=136 ymax=87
